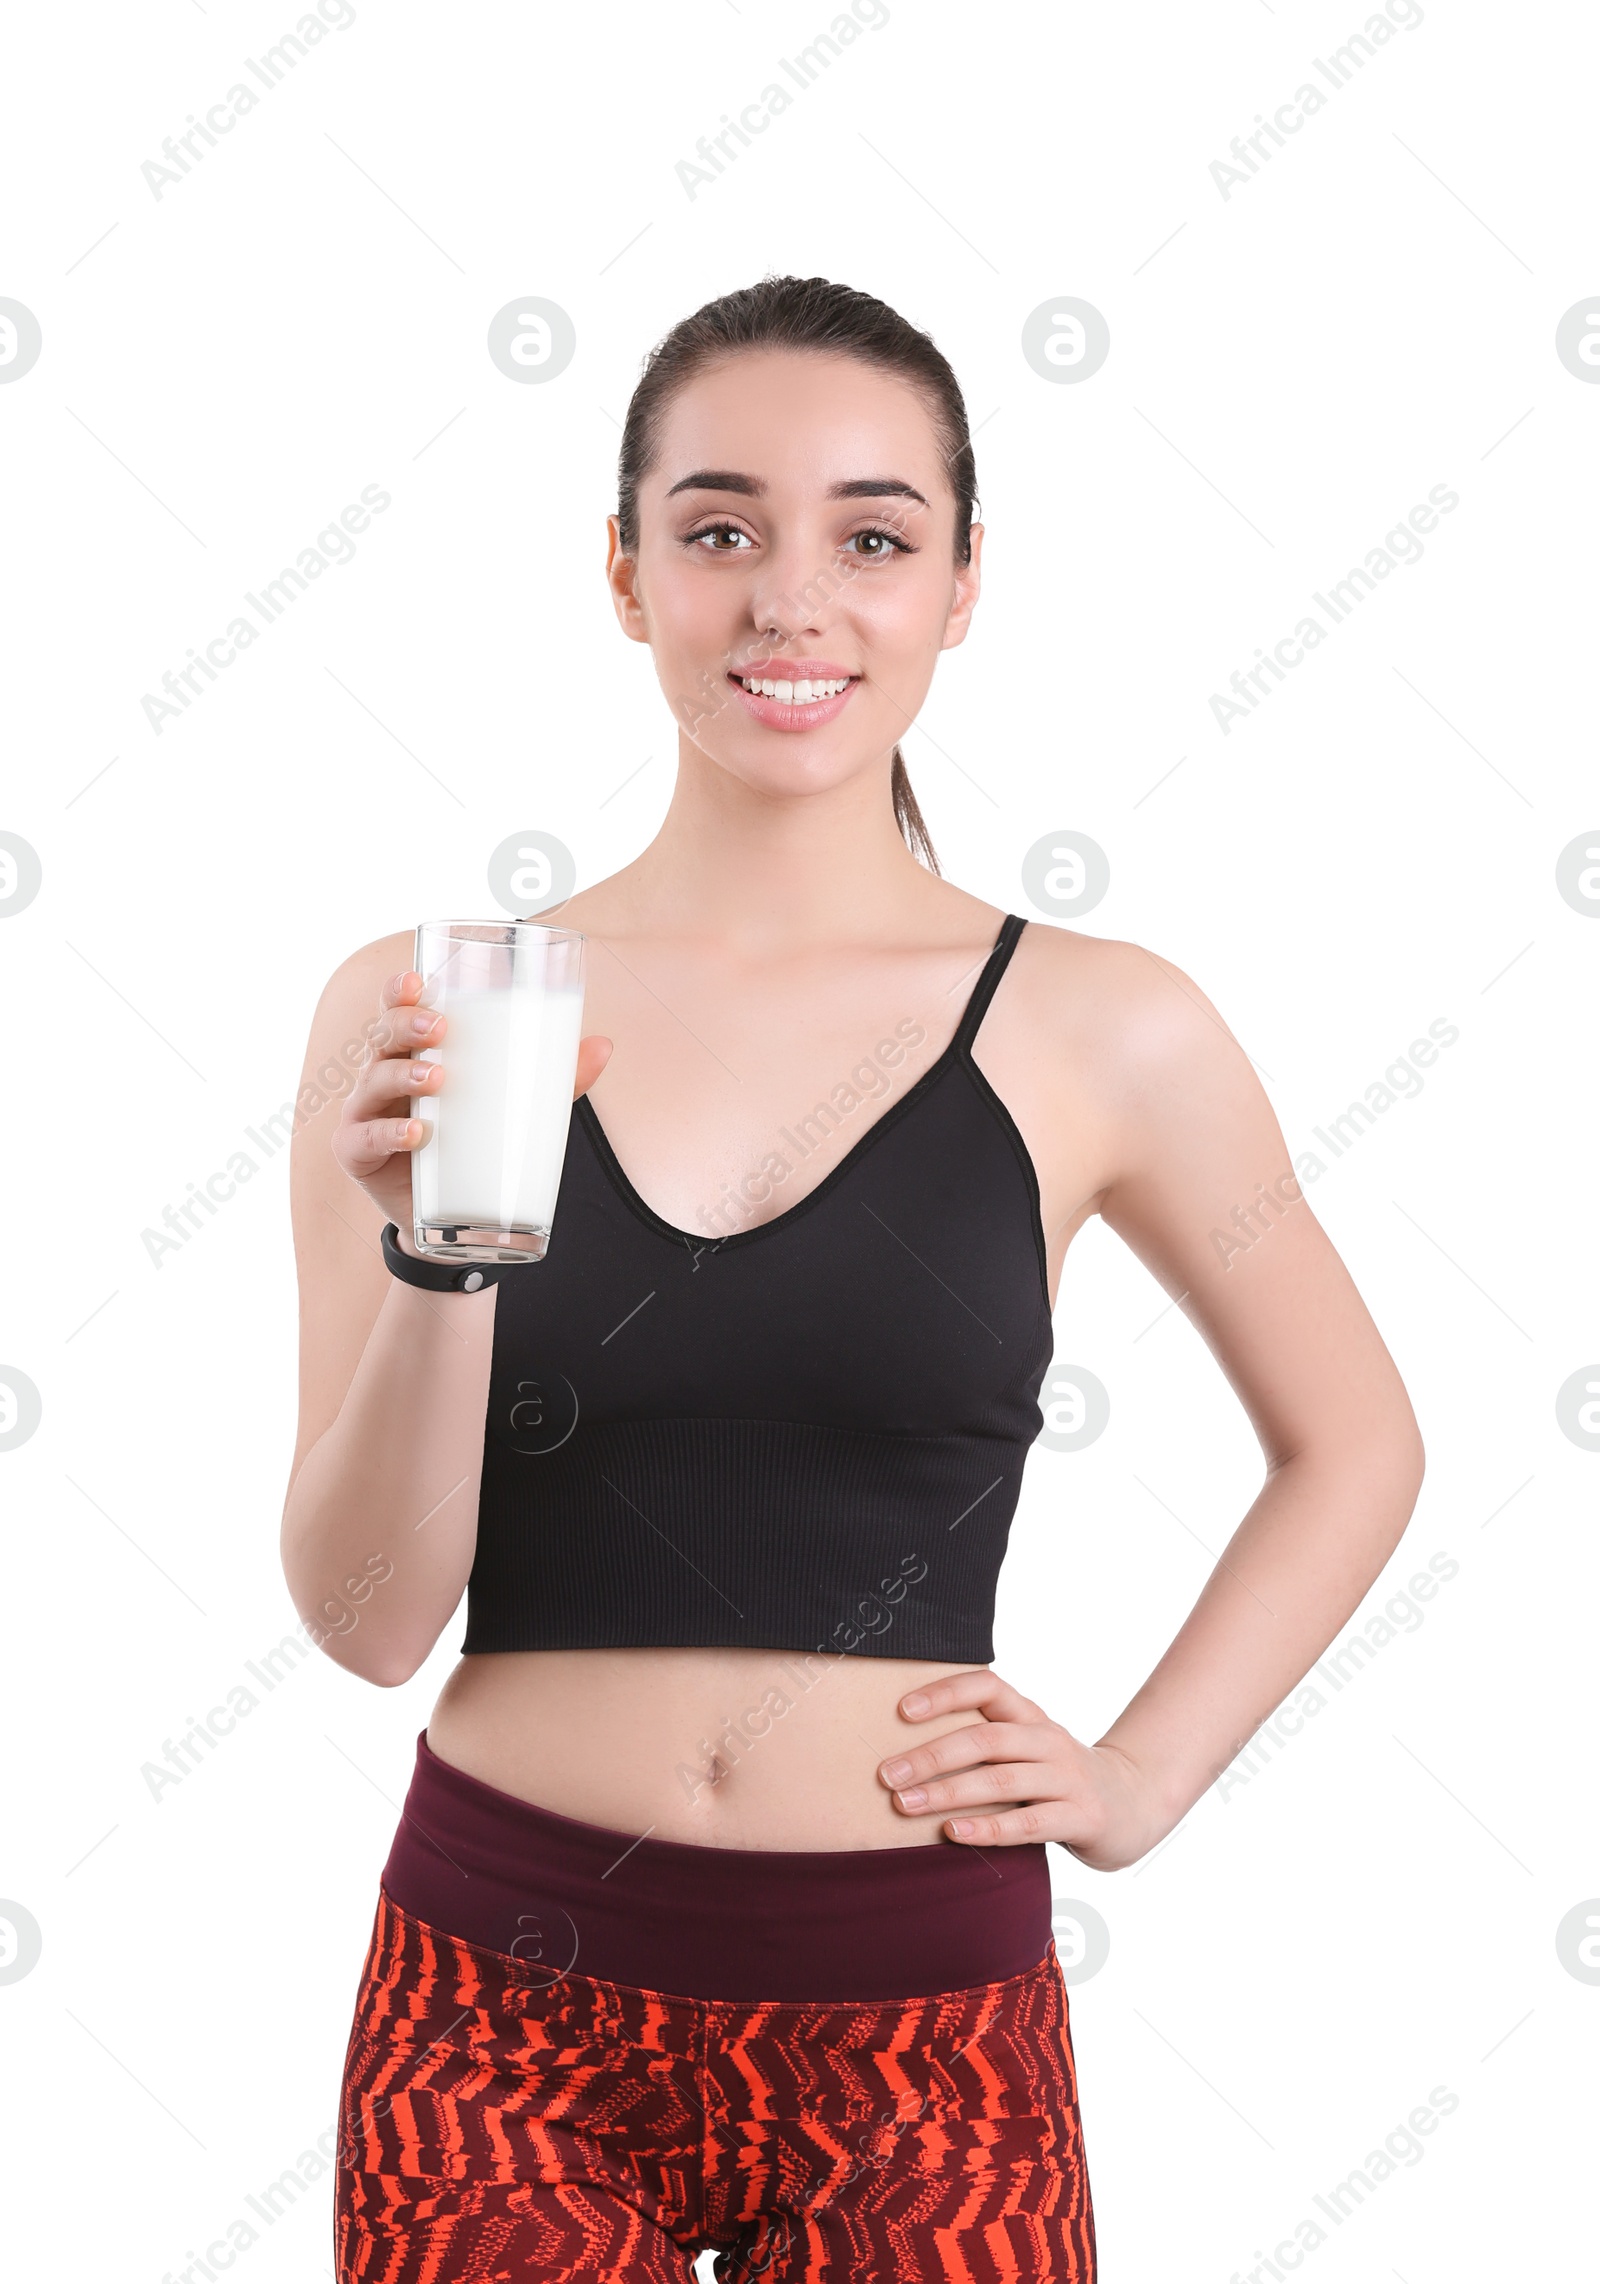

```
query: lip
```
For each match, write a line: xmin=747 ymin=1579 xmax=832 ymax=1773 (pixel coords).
xmin=726 ymin=662 xmax=860 ymax=732
xmin=735 ymin=658 xmax=856 ymax=680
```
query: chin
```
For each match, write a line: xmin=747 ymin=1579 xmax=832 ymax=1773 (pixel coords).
xmin=704 ymin=740 xmax=868 ymax=803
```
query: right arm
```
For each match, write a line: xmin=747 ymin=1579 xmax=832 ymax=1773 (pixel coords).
xmin=280 ymin=936 xmax=609 ymax=1686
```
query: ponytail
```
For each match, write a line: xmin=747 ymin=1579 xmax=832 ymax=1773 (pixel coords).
xmin=890 ymin=745 xmax=940 ymax=874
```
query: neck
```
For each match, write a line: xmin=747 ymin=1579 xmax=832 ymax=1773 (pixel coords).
xmin=609 ymin=735 xmax=939 ymax=951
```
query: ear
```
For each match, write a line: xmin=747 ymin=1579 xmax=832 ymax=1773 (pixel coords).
xmin=605 ymin=514 xmax=651 ymax=644
xmin=939 ymin=522 xmax=983 ymax=652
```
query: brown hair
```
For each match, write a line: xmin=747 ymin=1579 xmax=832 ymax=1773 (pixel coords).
xmin=615 ymin=274 xmax=980 ymax=875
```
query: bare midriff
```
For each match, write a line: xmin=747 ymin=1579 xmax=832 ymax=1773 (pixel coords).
xmin=425 ymin=1646 xmax=1026 ymax=1851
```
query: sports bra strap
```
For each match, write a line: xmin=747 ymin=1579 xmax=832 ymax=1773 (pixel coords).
xmin=951 ymin=913 xmax=1027 ymax=1054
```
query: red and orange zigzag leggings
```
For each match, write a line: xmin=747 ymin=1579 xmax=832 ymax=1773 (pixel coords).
xmin=334 ymin=1735 xmax=1097 ymax=2282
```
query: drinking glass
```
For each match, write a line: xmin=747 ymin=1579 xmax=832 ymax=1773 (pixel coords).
xmin=408 ymin=918 xmax=586 ymax=1264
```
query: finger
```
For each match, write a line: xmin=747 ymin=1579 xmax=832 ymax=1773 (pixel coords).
xmin=944 ymin=1805 xmax=1050 ymax=1846
xmin=574 ymin=1034 xmax=614 ymax=1100
xmin=349 ymin=1052 xmax=441 ymax=1121
xmin=379 ymin=967 xmax=424 ymax=1009
xmin=369 ymin=1000 xmax=445 ymax=1059
xmin=878 ymin=1720 xmax=1038 ymax=1791
xmin=338 ymin=1114 xmax=424 ymax=1179
xmin=887 ymin=1760 xmax=1047 ymax=1818
xmin=897 ymin=1669 xmax=1043 ymax=1727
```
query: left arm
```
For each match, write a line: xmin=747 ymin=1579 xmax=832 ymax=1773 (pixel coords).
xmin=876 ymin=943 xmax=1426 ymax=1868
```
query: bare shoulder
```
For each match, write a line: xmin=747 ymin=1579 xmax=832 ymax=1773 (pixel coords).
xmin=289 ymin=926 xmax=413 ymax=1195
xmin=984 ymin=919 xmax=1267 ymax=1242
xmin=1011 ymin=918 xmax=1244 ymax=1079
xmin=304 ymin=926 xmax=414 ymax=1047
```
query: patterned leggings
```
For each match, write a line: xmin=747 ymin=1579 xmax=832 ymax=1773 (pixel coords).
xmin=335 ymin=1886 xmax=1097 ymax=2281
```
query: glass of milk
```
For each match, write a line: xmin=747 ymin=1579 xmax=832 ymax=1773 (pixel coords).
xmin=409 ymin=918 xmax=586 ymax=1264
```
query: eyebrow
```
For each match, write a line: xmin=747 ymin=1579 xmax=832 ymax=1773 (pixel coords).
xmin=664 ymin=469 xmax=930 ymax=508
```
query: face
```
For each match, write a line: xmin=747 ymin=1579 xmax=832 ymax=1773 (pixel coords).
xmin=606 ymin=350 xmax=982 ymax=802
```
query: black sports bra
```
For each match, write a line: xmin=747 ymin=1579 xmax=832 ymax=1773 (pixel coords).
xmin=461 ymin=914 xmax=1053 ymax=1665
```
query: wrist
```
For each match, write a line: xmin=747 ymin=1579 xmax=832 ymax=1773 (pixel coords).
xmin=1090 ymin=1735 xmax=1187 ymax=1852
xmin=380 ymin=1220 xmax=512 ymax=1295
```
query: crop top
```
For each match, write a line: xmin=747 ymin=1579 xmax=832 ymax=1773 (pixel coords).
xmin=460 ymin=912 xmax=1053 ymax=1665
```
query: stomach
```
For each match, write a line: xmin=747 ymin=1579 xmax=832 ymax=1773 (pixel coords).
xmin=426 ymin=1646 xmax=1025 ymax=1850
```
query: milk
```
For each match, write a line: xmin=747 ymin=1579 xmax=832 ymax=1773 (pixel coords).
xmin=410 ymin=980 xmax=584 ymax=1244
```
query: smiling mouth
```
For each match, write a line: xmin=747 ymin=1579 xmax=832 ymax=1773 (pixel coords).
xmin=727 ymin=670 xmax=859 ymax=704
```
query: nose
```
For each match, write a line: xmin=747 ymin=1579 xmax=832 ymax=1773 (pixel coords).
xmin=746 ymin=531 xmax=840 ymax=649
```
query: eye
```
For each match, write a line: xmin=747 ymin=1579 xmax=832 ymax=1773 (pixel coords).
xmin=686 ymin=521 xmax=754 ymax=552
xmin=843 ymin=526 xmax=913 ymax=560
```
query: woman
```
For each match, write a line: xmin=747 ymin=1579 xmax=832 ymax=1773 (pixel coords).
xmin=285 ymin=275 xmax=1424 ymax=2283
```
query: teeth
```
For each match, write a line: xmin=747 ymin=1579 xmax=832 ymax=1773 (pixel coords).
xmin=739 ymin=675 xmax=851 ymax=700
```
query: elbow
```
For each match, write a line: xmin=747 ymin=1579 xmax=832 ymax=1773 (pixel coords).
xmin=1354 ymin=1415 xmax=1427 ymax=1542
xmin=1363 ymin=1418 xmax=1427 ymax=1506
xmin=314 ymin=1630 xmax=429 ymax=1689
xmin=1391 ymin=1407 xmax=1426 ymax=1500
xmin=1409 ymin=1422 xmax=1427 ymax=1491
xmin=293 ymin=1599 xmax=433 ymax=1688
xmin=281 ymin=1544 xmax=436 ymax=1688
xmin=1271 ymin=1410 xmax=1426 ymax=1513
xmin=367 ymin=1650 xmax=428 ymax=1689
xmin=1303 ymin=1384 xmax=1427 ymax=1479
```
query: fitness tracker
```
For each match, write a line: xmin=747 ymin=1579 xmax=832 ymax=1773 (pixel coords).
xmin=380 ymin=1222 xmax=517 ymax=1293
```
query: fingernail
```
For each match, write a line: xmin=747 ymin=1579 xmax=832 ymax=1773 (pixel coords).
xmin=882 ymin=1758 xmax=912 ymax=1784
xmin=901 ymin=1692 xmax=929 ymax=1715
xmin=949 ymin=1819 xmax=973 ymax=1836
xmin=897 ymin=1787 xmax=927 ymax=1809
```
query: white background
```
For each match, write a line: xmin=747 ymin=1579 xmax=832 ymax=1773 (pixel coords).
xmin=1 ymin=1 xmax=1595 ymax=2278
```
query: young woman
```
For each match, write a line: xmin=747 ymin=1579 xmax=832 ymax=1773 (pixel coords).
xmin=285 ymin=275 xmax=1424 ymax=2284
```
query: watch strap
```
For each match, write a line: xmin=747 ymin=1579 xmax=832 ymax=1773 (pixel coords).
xmin=381 ymin=1222 xmax=511 ymax=1293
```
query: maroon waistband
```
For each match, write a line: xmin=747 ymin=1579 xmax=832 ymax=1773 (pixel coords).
xmin=380 ymin=1729 xmax=1054 ymax=2004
